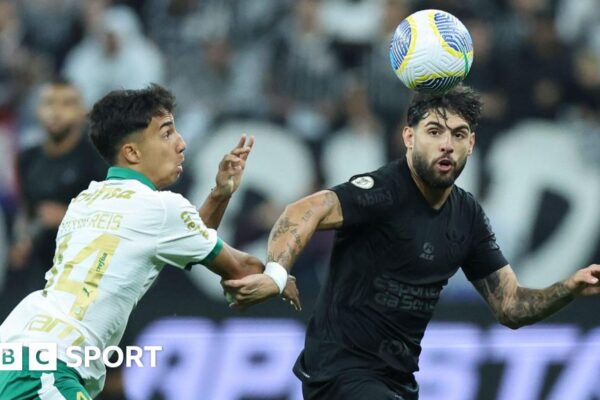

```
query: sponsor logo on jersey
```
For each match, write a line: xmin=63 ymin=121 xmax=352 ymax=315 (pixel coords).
xmin=180 ymin=211 xmax=209 ymax=239
xmin=419 ymin=242 xmax=435 ymax=261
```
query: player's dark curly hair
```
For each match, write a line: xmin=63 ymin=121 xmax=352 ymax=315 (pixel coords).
xmin=89 ymin=84 xmax=176 ymax=164
xmin=406 ymin=85 xmax=482 ymax=130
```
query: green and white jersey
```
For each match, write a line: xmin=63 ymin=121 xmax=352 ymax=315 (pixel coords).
xmin=0 ymin=167 xmax=222 ymax=397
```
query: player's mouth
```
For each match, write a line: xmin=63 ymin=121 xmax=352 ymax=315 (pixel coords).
xmin=435 ymin=157 xmax=454 ymax=173
xmin=177 ymin=158 xmax=184 ymax=172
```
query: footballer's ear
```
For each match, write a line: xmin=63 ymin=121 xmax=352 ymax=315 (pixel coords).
xmin=402 ymin=126 xmax=414 ymax=150
xmin=121 ymin=141 xmax=141 ymax=164
xmin=468 ymin=131 xmax=476 ymax=154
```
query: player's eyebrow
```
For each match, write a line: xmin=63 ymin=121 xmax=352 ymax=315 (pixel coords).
xmin=425 ymin=121 xmax=470 ymax=132
xmin=159 ymin=120 xmax=173 ymax=129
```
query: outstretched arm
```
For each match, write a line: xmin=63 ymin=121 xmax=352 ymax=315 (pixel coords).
xmin=199 ymin=134 xmax=254 ymax=228
xmin=472 ymin=264 xmax=600 ymax=329
xmin=267 ymin=190 xmax=343 ymax=271
xmin=204 ymin=241 xmax=264 ymax=280
xmin=221 ymin=190 xmax=343 ymax=310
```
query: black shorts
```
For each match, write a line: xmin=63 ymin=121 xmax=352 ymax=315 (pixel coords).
xmin=301 ymin=372 xmax=419 ymax=400
xmin=295 ymin=352 xmax=419 ymax=400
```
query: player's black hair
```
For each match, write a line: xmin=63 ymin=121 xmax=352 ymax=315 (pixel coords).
xmin=406 ymin=85 xmax=482 ymax=130
xmin=89 ymin=84 xmax=176 ymax=164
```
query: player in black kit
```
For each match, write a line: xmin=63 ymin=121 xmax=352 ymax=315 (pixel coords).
xmin=223 ymin=85 xmax=600 ymax=399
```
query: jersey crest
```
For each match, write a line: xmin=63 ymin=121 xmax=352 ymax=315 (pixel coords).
xmin=351 ymin=175 xmax=375 ymax=189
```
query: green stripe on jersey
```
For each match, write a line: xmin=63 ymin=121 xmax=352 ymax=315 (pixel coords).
xmin=202 ymin=237 xmax=223 ymax=264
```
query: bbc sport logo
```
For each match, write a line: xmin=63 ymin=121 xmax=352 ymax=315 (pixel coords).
xmin=0 ymin=343 xmax=162 ymax=371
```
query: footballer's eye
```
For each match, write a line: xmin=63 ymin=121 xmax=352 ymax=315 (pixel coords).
xmin=454 ymin=131 xmax=467 ymax=139
xmin=428 ymin=129 xmax=439 ymax=135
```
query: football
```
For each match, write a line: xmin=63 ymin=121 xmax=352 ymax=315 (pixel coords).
xmin=389 ymin=9 xmax=474 ymax=93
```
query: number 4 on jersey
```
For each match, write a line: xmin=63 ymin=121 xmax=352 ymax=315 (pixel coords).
xmin=44 ymin=233 xmax=120 ymax=320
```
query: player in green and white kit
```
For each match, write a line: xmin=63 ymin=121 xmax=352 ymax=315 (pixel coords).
xmin=0 ymin=84 xmax=300 ymax=399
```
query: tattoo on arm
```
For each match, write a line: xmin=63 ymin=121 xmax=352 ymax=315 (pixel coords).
xmin=268 ymin=191 xmax=342 ymax=269
xmin=473 ymin=268 xmax=575 ymax=329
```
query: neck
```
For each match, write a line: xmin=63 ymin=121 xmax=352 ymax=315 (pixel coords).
xmin=44 ymin=129 xmax=81 ymax=157
xmin=406 ymin=156 xmax=453 ymax=210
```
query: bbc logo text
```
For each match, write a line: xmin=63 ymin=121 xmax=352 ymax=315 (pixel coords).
xmin=0 ymin=343 xmax=161 ymax=370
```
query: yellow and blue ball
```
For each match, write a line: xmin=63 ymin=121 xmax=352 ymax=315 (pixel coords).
xmin=390 ymin=9 xmax=474 ymax=93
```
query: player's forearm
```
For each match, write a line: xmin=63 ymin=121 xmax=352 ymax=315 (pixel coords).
xmin=228 ymin=253 xmax=264 ymax=280
xmin=198 ymin=190 xmax=230 ymax=229
xmin=267 ymin=203 xmax=320 ymax=271
xmin=502 ymin=280 xmax=576 ymax=329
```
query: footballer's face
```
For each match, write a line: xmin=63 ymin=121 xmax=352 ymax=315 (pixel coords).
xmin=135 ymin=111 xmax=186 ymax=189
xmin=37 ymin=84 xmax=85 ymax=143
xmin=403 ymin=109 xmax=475 ymax=189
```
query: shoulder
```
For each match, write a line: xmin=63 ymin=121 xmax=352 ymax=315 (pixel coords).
xmin=453 ymin=186 xmax=481 ymax=209
xmin=156 ymin=190 xmax=195 ymax=211
xmin=18 ymin=145 xmax=43 ymax=166
xmin=452 ymin=186 xmax=488 ymax=226
xmin=347 ymin=159 xmax=401 ymax=189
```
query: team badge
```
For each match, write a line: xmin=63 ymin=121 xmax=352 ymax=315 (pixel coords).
xmin=351 ymin=176 xmax=374 ymax=189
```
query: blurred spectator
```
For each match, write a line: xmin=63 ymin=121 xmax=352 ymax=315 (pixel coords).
xmin=360 ymin=0 xmax=411 ymax=160
xmin=0 ymin=200 xmax=7 ymax=293
xmin=10 ymin=79 xmax=106 ymax=288
xmin=505 ymin=12 xmax=570 ymax=120
xmin=0 ymin=0 xmax=23 ymax=108
xmin=143 ymin=0 xmax=232 ymax=62
xmin=269 ymin=0 xmax=342 ymax=145
xmin=320 ymin=0 xmax=383 ymax=68
xmin=0 ymin=0 xmax=52 ymax=118
xmin=19 ymin=0 xmax=83 ymax=71
xmin=555 ymin=0 xmax=600 ymax=46
xmin=143 ymin=0 xmax=269 ymax=147
xmin=63 ymin=5 xmax=165 ymax=107
xmin=322 ymin=75 xmax=385 ymax=186
xmin=566 ymin=48 xmax=600 ymax=119
xmin=170 ymin=38 xmax=271 ymax=148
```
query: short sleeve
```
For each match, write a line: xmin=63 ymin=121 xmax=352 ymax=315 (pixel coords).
xmin=156 ymin=192 xmax=223 ymax=269
xmin=462 ymin=202 xmax=508 ymax=281
xmin=331 ymin=171 xmax=398 ymax=229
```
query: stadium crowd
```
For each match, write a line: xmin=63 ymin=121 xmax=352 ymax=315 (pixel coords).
xmin=0 ymin=0 xmax=599 ymax=398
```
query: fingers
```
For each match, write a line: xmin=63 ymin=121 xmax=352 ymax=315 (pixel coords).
xmin=222 ymin=279 xmax=245 ymax=289
xmin=219 ymin=154 xmax=246 ymax=172
xmin=582 ymin=273 xmax=599 ymax=285
xmin=583 ymin=264 xmax=600 ymax=284
xmin=282 ymin=275 xmax=302 ymax=311
xmin=233 ymin=134 xmax=247 ymax=151
xmin=230 ymin=134 xmax=254 ymax=160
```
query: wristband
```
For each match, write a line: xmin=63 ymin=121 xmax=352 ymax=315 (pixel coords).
xmin=264 ymin=261 xmax=288 ymax=294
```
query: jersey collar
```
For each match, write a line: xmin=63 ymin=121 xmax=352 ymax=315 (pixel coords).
xmin=106 ymin=167 xmax=156 ymax=191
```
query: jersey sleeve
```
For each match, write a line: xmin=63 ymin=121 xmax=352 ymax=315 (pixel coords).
xmin=331 ymin=169 xmax=399 ymax=229
xmin=462 ymin=201 xmax=508 ymax=281
xmin=156 ymin=192 xmax=223 ymax=269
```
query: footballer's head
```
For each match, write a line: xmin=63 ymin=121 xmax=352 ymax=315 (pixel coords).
xmin=89 ymin=84 xmax=186 ymax=189
xmin=37 ymin=77 xmax=86 ymax=143
xmin=403 ymin=85 xmax=481 ymax=189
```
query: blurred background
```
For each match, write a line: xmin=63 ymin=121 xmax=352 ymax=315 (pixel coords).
xmin=0 ymin=0 xmax=599 ymax=399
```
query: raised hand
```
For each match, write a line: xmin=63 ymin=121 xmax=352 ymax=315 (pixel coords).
xmin=213 ymin=134 xmax=254 ymax=198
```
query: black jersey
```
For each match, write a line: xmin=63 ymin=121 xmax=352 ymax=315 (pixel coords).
xmin=17 ymin=134 xmax=107 ymax=267
xmin=295 ymin=158 xmax=507 ymax=383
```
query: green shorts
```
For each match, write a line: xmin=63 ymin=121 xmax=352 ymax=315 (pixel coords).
xmin=0 ymin=347 xmax=91 ymax=400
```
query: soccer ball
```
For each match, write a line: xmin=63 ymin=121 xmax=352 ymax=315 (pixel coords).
xmin=389 ymin=9 xmax=474 ymax=93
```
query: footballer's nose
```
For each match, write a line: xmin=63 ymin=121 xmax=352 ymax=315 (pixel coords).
xmin=176 ymin=132 xmax=186 ymax=153
xmin=440 ymin=133 xmax=454 ymax=153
